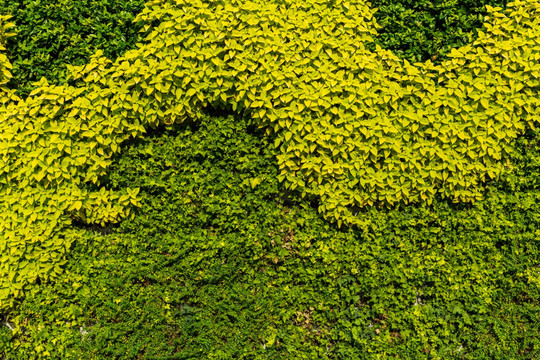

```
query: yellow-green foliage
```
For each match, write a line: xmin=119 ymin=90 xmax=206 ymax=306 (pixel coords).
xmin=1 ymin=0 xmax=540 ymax=309
xmin=0 ymin=15 xmax=17 ymax=104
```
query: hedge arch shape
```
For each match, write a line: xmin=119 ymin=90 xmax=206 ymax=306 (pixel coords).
xmin=1 ymin=0 xmax=540 ymax=309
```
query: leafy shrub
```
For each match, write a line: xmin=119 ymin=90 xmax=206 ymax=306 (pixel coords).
xmin=0 ymin=0 xmax=509 ymax=97
xmin=367 ymin=0 xmax=510 ymax=64
xmin=2 ymin=0 xmax=540 ymax=358
xmin=3 ymin=115 xmax=539 ymax=359
xmin=0 ymin=0 xmax=146 ymax=97
xmin=0 ymin=15 xmax=17 ymax=104
xmin=0 ymin=0 xmax=539 ymax=326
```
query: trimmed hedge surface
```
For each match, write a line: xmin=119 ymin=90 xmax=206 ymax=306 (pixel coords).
xmin=0 ymin=0 xmax=147 ymax=98
xmin=4 ymin=115 xmax=540 ymax=358
xmin=2 ymin=0 xmax=540 ymax=308
xmin=367 ymin=0 xmax=510 ymax=64
xmin=2 ymin=0 xmax=540 ymax=358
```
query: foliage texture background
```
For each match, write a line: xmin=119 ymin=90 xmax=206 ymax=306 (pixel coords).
xmin=1 ymin=0 xmax=539 ymax=358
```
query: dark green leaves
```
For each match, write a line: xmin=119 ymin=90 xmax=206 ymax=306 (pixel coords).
xmin=367 ymin=0 xmax=510 ymax=64
xmin=0 ymin=0 xmax=146 ymax=97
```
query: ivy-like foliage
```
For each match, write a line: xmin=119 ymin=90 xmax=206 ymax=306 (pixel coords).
xmin=0 ymin=15 xmax=17 ymax=104
xmin=367 ymin=0 xmax=511 ymax=64
xmin=5 ymin=115 xmax=540 ymax=358
xmin=1 ymin=0 xmax=540 ymax=309
xmin=0 ymin=0 xmax=147 ymax=98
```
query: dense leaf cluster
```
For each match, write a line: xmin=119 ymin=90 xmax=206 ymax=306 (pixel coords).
xmin=0 ymin=0 xmax=147 ymax=98
xmin=0 ymin=15 xmax=17 ymax=105
xmin=1 ymin=1 xmax=539 ymax=306
xmin=367 ymin=0 xmax=510 ymax=64
xmin=1 ymin=0 xmax=540 ymax=358
xmin=4 ymin=115 xmax=540 ymax=358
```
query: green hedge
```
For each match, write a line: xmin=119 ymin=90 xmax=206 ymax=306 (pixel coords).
xmin=0 ymin=0 xmax=146 ymax=97
xmin=367 ymin=0 xmax=510 ymax=64
xmin=4 ymin=114 xmax=539 ymax=358
xmin=3 ymin=0 xmax=540 ymax=358
xmin=0 ymin=0 xmax=512 ymax=90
